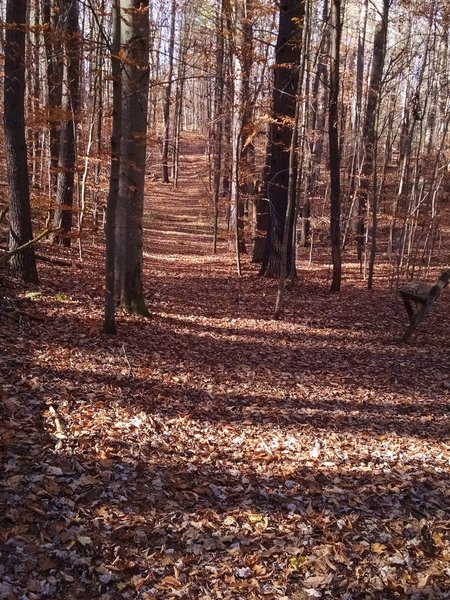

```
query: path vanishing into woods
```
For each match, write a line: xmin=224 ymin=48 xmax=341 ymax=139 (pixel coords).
xmin=1 ymin=135 xmax=450 ymax=598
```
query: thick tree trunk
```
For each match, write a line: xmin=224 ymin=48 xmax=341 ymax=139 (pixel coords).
xmin=115 ymin=0 xmax=150 ymax=316
xmin=4 ymin=0 xmax=39 ymax=283
xmin=260 ymin=0 xmax=304 ymax=278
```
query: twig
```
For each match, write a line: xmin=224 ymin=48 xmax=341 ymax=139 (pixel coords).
xmin=121 ymin=344 xmax=133 ymax=377
xmin=48 ymin=405 xmax=64 ymax=435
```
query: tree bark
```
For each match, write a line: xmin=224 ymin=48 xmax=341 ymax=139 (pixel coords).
xmin=115 ymin=0 xmax=150 ymax=316
xmin=104 ymin=0 xmax=121 ymax=334
xmin=329 ymin=0 xmax=342 ymax=292
xmin=364 ymin=0 xmax=389 ymax=289
xmin=3 ymin=0 xmax=39 ymax=283
xmin=42 ymin=0 xmax=63 ymax=192
xmin=260 ymin=0 xmax=304 ymax=278
xmin=212 ymin=0 xmax=225 ymax=254
xmin=161 ymin=0 xmax=176 ymax=184
xmin=51 ymin=0 xmax=81 ymax=246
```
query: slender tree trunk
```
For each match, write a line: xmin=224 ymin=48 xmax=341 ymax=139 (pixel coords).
xmin=51 ymin=0 xmax=80 ymax=245
xmin=345 ymin=0 xmax=368 ymax=253
xmin=251 ymin=9 xmax=277 ymax=263
xmin=212 ymin=0 xmax=225 ymax=253
xmin=274 ymin=65 xmax=301 ymax=318
xmin=329 ymin=0 xmax=342 ymax=292
xmin=104 ymin=0 xmax=121 ymax=334
xmin=365 ymin=0 xmax=389 ymax=288
xmin=42 ymin=0 xmax=63 ymax=193
xmin=302 ymin=1 xmax=328 ymax=249
xmin=161 ymin=0 xmax=176 ymax=184
xmin=3 ymin=0 xmax=39 ymax=283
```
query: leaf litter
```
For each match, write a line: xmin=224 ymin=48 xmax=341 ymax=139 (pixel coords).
xmin=1 ymin=141 xmax=450 ymax=599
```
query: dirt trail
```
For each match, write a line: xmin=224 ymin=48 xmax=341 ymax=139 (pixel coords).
xmin=1 ymin=135 xmax=449 ymax=599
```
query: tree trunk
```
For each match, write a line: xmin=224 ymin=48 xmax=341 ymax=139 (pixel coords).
xmin=161 ymin=0 xmax=176 ymax=184
xmin=3 ymin=0 xmax=39 ymax=283
xmin=355 ymin=0 xmax=389 ymax=278
xmin=260 ymin=0 xmax=304 ymax=278
xmin=115 ymin=0 xmax=150 ymax=316
xmin=364 ymin=0 xmax=389 ymax=289
xmin=329 ymin=0 xmax=342 ymax=292
xmin=51 ymin=0 xmax=80 ymax=246
xmin=212 ymin=0 xmax=225 ymax=254
xmin=104 ymin=0 xmax=121 ymax=334
xmin=42 ymin=0 xmax=63 ymax=192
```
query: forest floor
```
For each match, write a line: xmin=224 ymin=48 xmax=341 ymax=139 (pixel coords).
xmin=1 ymin=136 xmax=450 ymax=600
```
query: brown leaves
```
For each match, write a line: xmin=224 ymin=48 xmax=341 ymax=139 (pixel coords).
xmin=1 ymin=139 xmax=449 ymax=598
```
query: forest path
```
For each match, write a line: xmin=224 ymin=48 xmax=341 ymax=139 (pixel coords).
xmin=1 ymin=135 xmax=449 ymax=598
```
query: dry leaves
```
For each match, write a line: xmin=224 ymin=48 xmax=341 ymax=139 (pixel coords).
xmin=1 ymin=139 xmax=449 ymax=598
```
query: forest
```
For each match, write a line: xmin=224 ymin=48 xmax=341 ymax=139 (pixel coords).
xmin=0 ymin=0 xmax=449 ymax=598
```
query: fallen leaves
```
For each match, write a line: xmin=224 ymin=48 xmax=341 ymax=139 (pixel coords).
xmin=1 ymin=144 xmax=449 ymax=599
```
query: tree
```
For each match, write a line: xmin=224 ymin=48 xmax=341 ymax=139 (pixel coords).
xmin=42 ymin=0 xmax=63 ymax=192
xmin=114 ymin=0 xmax=150 ymax=315
xmin=212 ymin=0 xmax=226 ymax=254
xmin=260 ymin=0 xmax=304 ymax=278
xmin=3 ymin=0 xmax=39 ymax=283
xmin=328 ymin=0 xmax=342 ymax=292
xmin=51 ymin=0 xmax=81 ymax=246
xmin=104 ymin=0 xmax=122 ymax=334
xmin=361 ymin=0 xmax=389 ymax=288
xmin=161 ymin=0 xmax=176 ymax=184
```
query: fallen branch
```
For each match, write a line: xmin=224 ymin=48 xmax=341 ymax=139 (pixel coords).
xmin=121 ymin=344 xmax=134 ymax=377
xmin=0 ymin=227 xmax=60 ymax=266
xmin=0 ymin=245 xmax=73 ymax=267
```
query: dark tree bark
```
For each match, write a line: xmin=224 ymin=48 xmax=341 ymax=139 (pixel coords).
xmin=104 ymin=0 xmax=121 ymax=335
xmin=3 ymin=0 xmax=39 ymax=283
xmin=51 ymin=0 xmax=81 ymax=246
xmin=260 ymin=0 xmax=304 ymax=278
xmin=329 ymin=0 xmax=342 ymax=292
